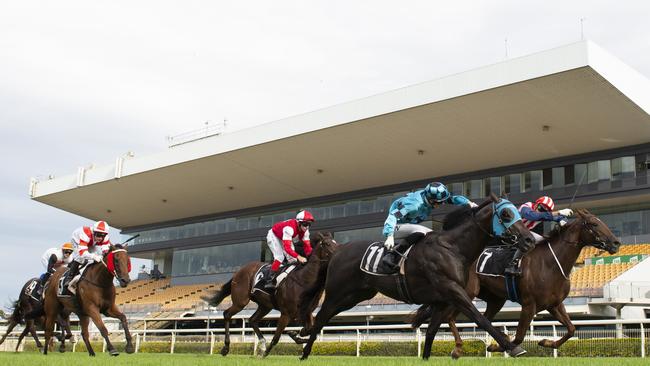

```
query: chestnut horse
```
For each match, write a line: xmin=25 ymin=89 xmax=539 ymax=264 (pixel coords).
xmin=443 ymin=208 xmax=620 ymax=358
xmin=203 ymin=232 xmax=338 ymax=357
xmin=38 ymin=244 xmax=134 ymax=356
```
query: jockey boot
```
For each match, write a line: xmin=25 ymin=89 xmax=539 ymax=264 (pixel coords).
xmin=381 ymin=241 xmax=408 ymax=271
xmin=504 ymin=249 xmax=525 ymax=276
xmin=264 ymin=271 xmax=279 ymax=290
xmin=63 ymin=261 xmax=81 ymax=294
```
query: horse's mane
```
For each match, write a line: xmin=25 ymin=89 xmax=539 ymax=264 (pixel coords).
xmin=442 ymin=205 xmax=476 ymax=231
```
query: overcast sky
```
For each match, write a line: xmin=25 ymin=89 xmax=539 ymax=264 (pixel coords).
xmin=1 ymin=1 xmax=649 ymax=304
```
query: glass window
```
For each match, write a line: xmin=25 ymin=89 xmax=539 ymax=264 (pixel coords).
xmin=464 ymin=179 xmax=483 ymax=199
xmin=359 ymin=200 xmax=375 ymax=214
xmin=334 ymin=227 xmax=383 ymax=244
xmin=345 ymin=201 xmax=360 ymax=216
xmin=171 ymin=241 xmax=262 ymax=277
xmin=523 ymin=170 xmax=543 ymax=192
xmin=483 ymin=177 xmax=501 ymax=196
xmin=449 ymin=182 xmax=464 ymax=196
xmin=611 ymin=156 xmax=635 ymax=180
xmin=503 ymin=174 xmax=522 ymax=194
xmin=552 ymin=167 xmax=565 ymax=187
xmin=543 ymin=168 xmax=553 ymax=189
xmin=588 ymin=160 xmax=611 ymax=183
xmin=574 ymin=163 xmax=587 ymax=185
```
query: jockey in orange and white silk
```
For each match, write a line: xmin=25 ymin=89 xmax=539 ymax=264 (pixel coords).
xmin=267 ymin=211 xmax=314 ymax=273
xmin=71 ymin=224 xmax=111 ymax=265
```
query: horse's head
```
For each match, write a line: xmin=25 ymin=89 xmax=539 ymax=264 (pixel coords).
xmin=106 ymin=244 xmax=132 ymax=288
xmin=486 ymin=192 xmax=535 ymax=251
xmin=309 ymin=231 xmax=339 ymax=262
xmin=573 ymin=209 xmax=621 ymax=254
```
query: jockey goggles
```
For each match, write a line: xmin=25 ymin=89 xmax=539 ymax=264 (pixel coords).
xmin=299 ymin=221 xmax=312 ymax=227
xmin=63 ymin=250 xmax=74 ymax=255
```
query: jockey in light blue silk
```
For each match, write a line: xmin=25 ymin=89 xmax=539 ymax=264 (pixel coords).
xmin=381 ymin=182 xmax=476 ymax=270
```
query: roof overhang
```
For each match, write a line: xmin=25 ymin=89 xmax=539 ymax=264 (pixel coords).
xmin=31 ymin=41 xmax=650 ymax=228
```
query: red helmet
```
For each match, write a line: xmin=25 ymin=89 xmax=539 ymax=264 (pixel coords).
xmin=296 ymin=210 xmax=315 ymax=223
xmin=534 ymin=196 xmax=555 ymax=212
xmin=93 ymin=220 xmax=110 ymax=234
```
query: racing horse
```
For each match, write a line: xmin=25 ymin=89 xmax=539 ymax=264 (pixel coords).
xmin=443 ymin=208 xmax=620 ymax=358
xmin=37 ymin=244 xmax=134 ymax=356
xmin=202 ymin=232 xmax=338 ymax=357
xmin=299 ymin=193 xmax=536 ymax=360
xmin=0 ymin=279 xmax=72 ymax=352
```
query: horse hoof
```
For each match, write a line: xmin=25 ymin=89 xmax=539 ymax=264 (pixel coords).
xmin=538 ymin=339 xmax=555 ymax=348
xmin=450 ymin=349 xmax=462 ymax=359
xmin=125 ymin=344 xmax=135 ymax=354
xmin=486 ymin=344 xmax=501 ymax=352
xmin=89 ymin=352 xmax=96 ymax=357
xmin=220 ymin=347 xmax=229 ymax=356
xmin=508 ymin=346 xmax=527 ymax=357
xmin=109 ymin=350 xmax=120 ymax=357
xmin=299 ymin=356 xmax=308 ymax=361
xmin=59 ymin=347 xmax=66 ymax=353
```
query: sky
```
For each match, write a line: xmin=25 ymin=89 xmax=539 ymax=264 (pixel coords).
xmin=1 ymin=1 xmax=649 ymax=304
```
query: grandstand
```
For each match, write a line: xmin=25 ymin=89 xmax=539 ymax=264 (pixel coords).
xmin=31 ymin=41 xmax=650 ymax=326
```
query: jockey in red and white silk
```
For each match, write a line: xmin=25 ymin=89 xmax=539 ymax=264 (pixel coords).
xmin=64 ymin=220 xmax=112 ymax=294
xmin=268 ymin=211 xmax=314 ymax=273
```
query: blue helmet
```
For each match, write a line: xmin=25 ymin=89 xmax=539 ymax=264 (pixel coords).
xmin=424 ymin=182 xmax=450 ymax=204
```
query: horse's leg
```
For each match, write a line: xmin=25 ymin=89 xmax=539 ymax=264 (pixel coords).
xmin=487 ymin=302 xmax=535 ymax=353
xmin=220 ymin=304 xmax=244 ymax=356
xmin=78 ymin=315 xmax=95 ymax=357
xmin=263 ymin=313 xmax=290 ymax=357
xmin=300 ymin=290 xmax=374 ymax=360
xmin=481 ymin=298 xmax=510 ymax=352
xmin=539 ymin=303 xmax=575 ymax=349
xmin=448 ymin=311 xmax=463 ymax=360
xmin=43 ymin=312 xmax=58 ymax=355
xmin=248 ymin=305 xmax=271 ymax=356
xmin=106 ymin=304 xmax=134 ymax=353
xmin=15 ymin=326 xmax=30 ymax=352
xmin=86 ymin=308 xmax=118 ymax=356
xmin=446 ymin=285 xmax=525 ymax=357
xmin=422 ymin=305 xmax=450 ymax=360
xmin=27 ymin=319 xmax=44 ymax=350
xmin=0 ymin=319 xmax=18 ymax=347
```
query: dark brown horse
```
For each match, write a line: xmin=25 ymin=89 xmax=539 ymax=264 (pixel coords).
xmin=445 ymin=209 xmax=620 ymax=358
xmin=0 ymin=279 xmax=72 ymax=352
xmin=202 ymin=232 xmax=338 ymax=357
xmin=39 ymin=244 xmax=134 ymax=356
xmin=299 ymin=194 xmax=536 ymax=360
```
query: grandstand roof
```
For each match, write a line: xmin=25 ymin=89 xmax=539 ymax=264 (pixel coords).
xmin=31 ymin=41 xmax=650 ymax=228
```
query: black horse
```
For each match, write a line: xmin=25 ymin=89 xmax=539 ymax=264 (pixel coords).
xmin=299 ymin=193 xmax=535 ymax=360
xmin=0 ymin=278 xmax=72 ymax=352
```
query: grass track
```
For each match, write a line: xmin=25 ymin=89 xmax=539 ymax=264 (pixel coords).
xmin=0 ymin=353 xmax=648 ymax=366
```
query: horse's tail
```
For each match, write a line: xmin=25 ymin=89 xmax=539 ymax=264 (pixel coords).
xmin=201 ymin=279 xmax=232 ymax=307
xmin=4 ymin=299 xmax=23 ymax=324
xmin=410 ymin=304 xmax=434 ymax=328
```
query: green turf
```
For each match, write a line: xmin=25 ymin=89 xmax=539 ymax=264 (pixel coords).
xmin=0 ymin=353 xmax=648 ymax=366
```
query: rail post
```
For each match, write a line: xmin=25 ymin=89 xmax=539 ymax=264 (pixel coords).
xmin=356 ymin=329 xmax=361 ymax=357
xmin=552 ymin=325 xmax=558 ymax=358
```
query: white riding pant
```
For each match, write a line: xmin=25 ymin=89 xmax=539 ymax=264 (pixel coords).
xmin=266 ymin=230 xmax=297 ymax=264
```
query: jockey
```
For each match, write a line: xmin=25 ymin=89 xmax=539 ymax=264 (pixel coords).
xmin=63 ymin=220 xmax=112 ymax=294
xmin=504 ymin=196 xmax=573 ymax=276
xmin=381 ymin=182 xmax=477 ymax=270
xmin=264 ymin=210 xmax=314 ymax=289
xmin=40 ymin=242 xmax=74 ymax=284
xmin=35 ymin=243 xmax=74 ymax=298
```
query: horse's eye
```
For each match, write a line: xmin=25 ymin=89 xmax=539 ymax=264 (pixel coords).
xmin=500 ymin=208 xmax=514 ymax=223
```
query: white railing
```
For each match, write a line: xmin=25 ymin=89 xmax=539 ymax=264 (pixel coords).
xmin=166 ymin=121 xmax=226 ymax=148
xmin=2 ymin=318 xmax=648 ymax=357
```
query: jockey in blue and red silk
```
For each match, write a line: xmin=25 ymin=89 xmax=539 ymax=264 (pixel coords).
xmin=381 ymin=182 xmax=476 ymax=270
xmin=504 ymin=196 xmax=574 ymax=276
xmin=264 ymin=210 xmax=314 ymax=289
xmin=63 ymin=220 xmax=112 ymax=294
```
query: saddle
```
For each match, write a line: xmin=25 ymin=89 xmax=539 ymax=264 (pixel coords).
xmin=251 ymin=263 xmax=297 ymax=295
xmin=58 ymin=264 xmax=90 ymax=297
xmin=475 ymin=246 xmax=517 ymax=277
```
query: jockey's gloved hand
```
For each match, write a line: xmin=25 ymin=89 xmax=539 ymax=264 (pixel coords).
xmin=559 ymin=219 xmax=568 ymax=227
xmin=468 ymin=201 xmax=478 ymax=208
xmin=558 ymin=208 xmax=573 ymax=217
xmin=384 ymin=235 xmax=395 ymax=250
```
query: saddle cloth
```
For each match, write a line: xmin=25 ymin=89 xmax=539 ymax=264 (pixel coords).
xmin=57 ymin=264 xmax=91 ymax=297
xmin=359 ymin=242 xmax=413 ymax=276
xmin=475 ymin=246 xmax=517 ymax=277
xmin=25 ymin=278 xmax=42 ymax=302
xmin=251 ymin=263 xmax=297 ymax=295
